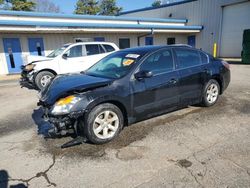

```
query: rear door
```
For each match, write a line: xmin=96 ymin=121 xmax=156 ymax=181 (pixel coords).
xmin=173 ymin=47 xmax=203 ymax=105
xmin=83 ymin=44 xmax=108 ymax=68
xmin=132 ymin=48 xmax=179 ymax=117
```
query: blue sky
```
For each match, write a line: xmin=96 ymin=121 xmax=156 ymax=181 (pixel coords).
xmin=50 ymin=0 xmax=155 ymax=14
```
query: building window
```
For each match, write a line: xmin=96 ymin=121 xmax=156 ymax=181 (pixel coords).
xmin=145 ymin=37 xmax=154 ymax=45
xmin=94 ymin=37 xmax=105 ymax=42
xmin=75 ymin=38 xmax=92 ymax=42
xmin=167 ymin=37 xmax=175 ymax=45
xmin=119 ymin=38 xmax=130 ymax=49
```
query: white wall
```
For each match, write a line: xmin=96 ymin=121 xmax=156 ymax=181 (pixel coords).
xmin=122 ymin=0 xmax=247 ymax=57
xmin=0 ymin=32 xmax=188 ymax=74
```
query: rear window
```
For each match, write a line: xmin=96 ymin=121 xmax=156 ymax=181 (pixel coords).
xmin=175 ymin=48 xmax=201 ymax=69
xmin=103 ymin=44 xmax=115 ymax=52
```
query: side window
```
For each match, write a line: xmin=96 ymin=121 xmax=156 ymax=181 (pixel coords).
xmin=86 ymin=44 xmax=100 ymax=56
xmin=141 ymin=49 xmax=174 ymax=74
xmin=200 ymin=52 xmax=209 ymax=64
xmin=175 ymin=48 xmax=201 ymax=69
xmin=67 ymin=45 xmax=83 ymax=58
xmin=103 ymin=44 xmax=115 ymax=52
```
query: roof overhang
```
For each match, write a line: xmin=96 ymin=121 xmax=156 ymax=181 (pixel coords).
xmin=0 ymin=10 xmax=202 ymax=34
xmin=0 ymin=20 xmax=202 ymax=34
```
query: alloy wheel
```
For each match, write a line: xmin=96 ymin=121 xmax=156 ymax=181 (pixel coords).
xmin=93 ymin=110 xmax=119 ymax=139
xmin=206 ymin=83 xmax=219 ymax=104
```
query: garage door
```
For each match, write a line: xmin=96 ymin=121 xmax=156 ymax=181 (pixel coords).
xmin=220 ymin=1 xmax=250 ymax=57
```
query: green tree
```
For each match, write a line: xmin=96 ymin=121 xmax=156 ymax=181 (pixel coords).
xmin=152 ymin=0 xmax=161 ymax=7
xmin=74 ymin=0 xmax=100 ymax=15
xmin=99 ymin=0 xmax=122 ymax=16
xmin=0 ymin=0 xmax=35 ymax=11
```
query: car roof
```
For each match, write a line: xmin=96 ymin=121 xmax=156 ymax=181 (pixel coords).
xmin=70 ymin=42 xmax=116 ymax=45
xmin=120 ymin=45 xmax=193 ymax=54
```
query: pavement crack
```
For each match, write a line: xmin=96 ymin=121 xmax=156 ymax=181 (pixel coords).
xmin=5 ymin=154 xmax=57 ymax=187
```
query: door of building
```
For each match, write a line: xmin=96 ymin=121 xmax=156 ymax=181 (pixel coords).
xmin=188 ymin=35 xmax=196 ymax=47
xmin=145 ymin=37 xmax=154 ymax=45
xmin=3 ymin=38 xmax=23 ymax=73
xmin=28 ymin=38 xmax=45 ymax=56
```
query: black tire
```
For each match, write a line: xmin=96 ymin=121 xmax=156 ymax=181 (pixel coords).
xmin=34 ymin=71 xmax=55 ymax=90
xmin=201 ymin=79 xmax=220 ymax=107
xmin=83 ymin=103 xmax=124 ymax=144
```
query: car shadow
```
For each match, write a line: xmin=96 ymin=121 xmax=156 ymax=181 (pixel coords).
xmin=0 ymin=170 xmax=27 ymax=188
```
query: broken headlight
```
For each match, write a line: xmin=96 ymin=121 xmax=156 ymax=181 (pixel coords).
xmin=25 ymin=64 xmax=36 ymax=71
xmin=51 ymin=95 xmax=81 ymax=115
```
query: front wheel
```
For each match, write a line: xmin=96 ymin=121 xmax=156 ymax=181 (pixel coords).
xmin=83 ymin=103 xmax=124 ymax=144
xmin=35 ymin=71 xmax=55 ymax=90
xmin=201 ymin=79 xmax=220 ymax=107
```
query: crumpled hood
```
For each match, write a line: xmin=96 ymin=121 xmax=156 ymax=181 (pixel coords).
xmin=40 ymin=73 xmax=112 ymax=106
xmin=24 ymin=55 xmax=53 ymax=65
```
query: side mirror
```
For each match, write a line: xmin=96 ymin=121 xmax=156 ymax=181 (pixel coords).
xmin=134 ymin=70 xmax=153 ymax=80
xmin=62 ymin=53 xmax=68 ymax=59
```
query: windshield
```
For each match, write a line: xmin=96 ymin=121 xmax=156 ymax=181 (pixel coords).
xmin=85 ymin=51 xmax=143 ymax=79
xmin=47 ymin=44 xmax=70 ymax=58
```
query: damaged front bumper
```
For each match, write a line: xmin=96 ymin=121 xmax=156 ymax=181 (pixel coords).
xmin=20 ymin=68 xmax=36 ymax=88
xmin=42 ymin=106 xmax=86 ymax=137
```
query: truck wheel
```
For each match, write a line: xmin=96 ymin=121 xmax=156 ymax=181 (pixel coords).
xmin=83 ymin=103 xmax=124 ymax=144
xmin=201 ymin=79 xmax=220 ymax=107
xmin=35 ymin=71 xmax=55 ymax=90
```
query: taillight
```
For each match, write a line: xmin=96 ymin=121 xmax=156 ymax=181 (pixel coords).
xmin=222 ymin=61 xmax=230 ymax=70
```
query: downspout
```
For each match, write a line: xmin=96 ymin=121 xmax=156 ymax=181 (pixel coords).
xmin=137 ymin=28 xmax=154 ymax=46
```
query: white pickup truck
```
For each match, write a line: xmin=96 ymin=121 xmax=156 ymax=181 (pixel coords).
xmin=21 ymin=42 xmax=119 ymax=90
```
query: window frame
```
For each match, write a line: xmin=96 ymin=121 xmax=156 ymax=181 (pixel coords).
xmin=138 ymin=48 xmax=175 ymax=76
xmin=173 ymin=47 xmax=202 ymax=70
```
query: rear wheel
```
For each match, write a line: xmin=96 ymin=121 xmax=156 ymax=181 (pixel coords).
xmin=83 ymin=103 xmax=124 ymax=144
xmin=35 ymin=71 xmax=55 ymax=90
xmin=201 ymin=79 xmax=220 ymax=107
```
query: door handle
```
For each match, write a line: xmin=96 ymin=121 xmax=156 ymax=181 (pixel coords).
xmin=168 ymin=78 xmax=177 ymax=84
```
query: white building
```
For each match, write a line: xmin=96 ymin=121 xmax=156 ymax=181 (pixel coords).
xmin=0 ymin=10 xmax=201 ymax=75
xmin=120 ymin=0 xmax=250 ymax=58
xmin=0 ymin=0 xmax=249 ymax=75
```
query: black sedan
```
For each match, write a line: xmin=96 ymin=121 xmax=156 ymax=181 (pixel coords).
xmin=39 ymin=45 xmax=230 ymax=145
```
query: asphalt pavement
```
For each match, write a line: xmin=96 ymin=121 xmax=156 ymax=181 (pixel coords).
xmin=0 ymin=65 xmax=249 ymax=188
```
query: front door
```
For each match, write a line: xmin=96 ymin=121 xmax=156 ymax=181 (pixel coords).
xmin=28 ymin=38 xmax=45 ymax=56
xmin=60 ymin=44 xmax=86 ymax=74
xmin=3 ymin=38 xmax=23 ymax=73
xmin=132 ymin=48 xmax=179 ymax=119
